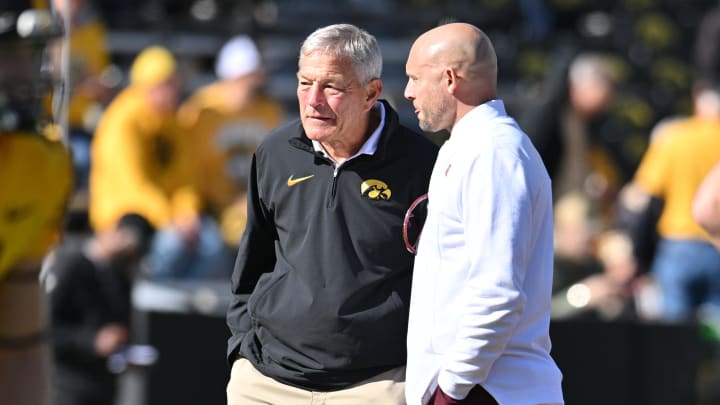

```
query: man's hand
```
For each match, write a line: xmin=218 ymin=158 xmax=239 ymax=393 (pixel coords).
xmin=94 ymin=323 xmax=128 ymax=358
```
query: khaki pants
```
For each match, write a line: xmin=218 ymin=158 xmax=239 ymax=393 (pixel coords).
xmin=227 ymin=357 xmax=406 ymax=405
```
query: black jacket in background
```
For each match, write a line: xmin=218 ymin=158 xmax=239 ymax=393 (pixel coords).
xmin=47 ymin=244 xmax=131 ymax=404
xmin=226 ymin=100 xmax=439 ymax=391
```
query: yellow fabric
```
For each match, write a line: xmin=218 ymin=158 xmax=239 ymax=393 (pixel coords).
xmin=587 ymin=147 xmax=620 ymax=191
xmin=66 ymin=19 xmax=110 ymax=129
xmin=634 ymin=117 xmax=720 ymax=240
xmin=178 ymin=83 xmax=283 ymax=207
xmin=89 ymin=86 xmax=201 ymax=232
xmin=68 ymin=20 xmax=109 ymax=76
xmin=178 ymin=84 xmax=282 ymax=244
xmin=129 ymin=46 xmax=176 ymax=87
xmin=0 ymin=133 xmax=72 ymax=280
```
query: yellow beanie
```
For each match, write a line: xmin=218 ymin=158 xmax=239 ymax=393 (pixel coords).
xmin=130 ymin=46 xmax=177 ymax=87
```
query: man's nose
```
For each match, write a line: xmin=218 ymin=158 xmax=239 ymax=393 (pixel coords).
xmin=404 ymin=81 xmax=414 ymax=100
xmin=307 ymin=83 xmax=325 ymax=106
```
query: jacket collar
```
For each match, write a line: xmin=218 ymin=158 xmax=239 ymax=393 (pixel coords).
xmin=450 ymin=99 xmax=507 ymax=143
xmin=289 ymin=99 xmax=400 ymax=161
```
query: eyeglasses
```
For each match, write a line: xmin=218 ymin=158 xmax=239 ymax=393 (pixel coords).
xmin=403 ymin=193 xmax=428 ymax=255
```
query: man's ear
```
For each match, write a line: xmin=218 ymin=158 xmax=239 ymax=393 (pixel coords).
xmin=445 ymin=68 xmax=459 ymax=95
xmin=365 ymin=78 xmax=383 ymax=107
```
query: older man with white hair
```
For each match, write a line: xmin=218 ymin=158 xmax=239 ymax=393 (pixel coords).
xmin=225 ymin=23 xmax=438 ymax=405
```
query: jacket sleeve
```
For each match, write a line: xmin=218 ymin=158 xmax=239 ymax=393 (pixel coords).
xmin=226 ymin=153 xmax=277 ymax=362
xmin=437 ymin=145 xmax=531 ymax=400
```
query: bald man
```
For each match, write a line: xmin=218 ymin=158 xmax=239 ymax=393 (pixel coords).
xmin=403 ymin=23 xmax=564 ymax=405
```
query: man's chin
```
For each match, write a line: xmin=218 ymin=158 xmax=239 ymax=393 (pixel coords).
xmin=418 ymin=122 xmax=436 ymax=133
xmin=303 ymin=129 xmax=334 ymax=142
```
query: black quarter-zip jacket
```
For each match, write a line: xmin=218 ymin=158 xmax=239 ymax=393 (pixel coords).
xmin=226 ymin=100 xmax=439 ymax=391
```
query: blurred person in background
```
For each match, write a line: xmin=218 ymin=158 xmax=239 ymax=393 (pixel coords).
xmin=693 ymin=160 xmax=720 ymax=251
xmin=551 ymin=192 xmax=652 ymax=321
xmin=519 ymin=52 xmax=620 ymax=211
xmin=51 ymin=0 xmax=115 ymax=232
xmin=593 ymin=231 xmax=641 ymax=318
xmin=552 ymin=224 xmax=640 ymax=320
xmin=695 ymin=2 xmax=720 ymax=88
xmin=625 ymin=81 xmax=720 ymax=322
xmin=692 ymin=3 xmax=720 ymax=252
xmin=178 ymin=34 xmax=284 ymax=250
xmin=550 ymin=191 xmax=604 ymax=318
xmin=89 ymin=45 xmax=227 ymax=280
xmin=45 ymin=213 xmax=154 ymax=405
xmin=0 ymin=1 xmax=72 ymax=404
xmin=225 ymin=23 xmax=438 ymax=404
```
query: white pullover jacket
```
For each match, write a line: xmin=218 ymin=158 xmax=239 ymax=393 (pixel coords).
xmin=406 ymin=100 xmax=564 ymax=405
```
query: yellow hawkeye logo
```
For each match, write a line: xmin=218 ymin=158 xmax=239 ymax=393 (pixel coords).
xmin=287 ymin=174 xmax=315 ymax=187
xmin=361 ymin=179 xmax=391 ymax=200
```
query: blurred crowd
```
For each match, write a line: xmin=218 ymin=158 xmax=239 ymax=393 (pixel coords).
xmin=59 ymin=0 xmax=286 ymax=279
xmin=48 ymin=0 xmax=720 ymax=325
xmin=3 ymin=0 xmax=720 ymax=403
xmin=45 ymin=0 xmax=288 ymax=403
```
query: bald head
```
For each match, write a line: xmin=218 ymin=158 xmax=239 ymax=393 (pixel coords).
xmin=413 ymin=23 xmax=497 ymax=95
xmin=405 ymin=23 xmax=498 ymax=132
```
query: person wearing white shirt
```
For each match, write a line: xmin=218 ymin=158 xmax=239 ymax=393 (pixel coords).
xmin=403 ymin=23 xmax=564 ymax=405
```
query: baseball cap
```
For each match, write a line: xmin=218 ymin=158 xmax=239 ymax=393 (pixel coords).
xmin=215 ymin=35 xmax=262 ymax=80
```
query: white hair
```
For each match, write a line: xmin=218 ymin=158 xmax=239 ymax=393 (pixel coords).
xmin=299 ymin=24 xmax=382 ymax=84
xmin=696 ymin=87 xmax=720 ymax=118
xmin=568 ymin=53 xmax=612 ymax=86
